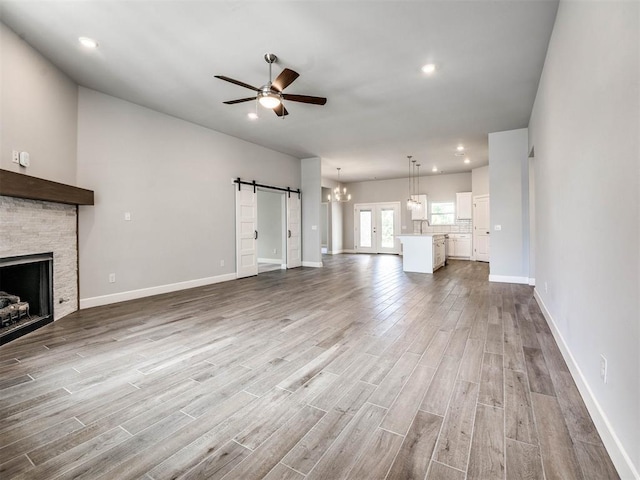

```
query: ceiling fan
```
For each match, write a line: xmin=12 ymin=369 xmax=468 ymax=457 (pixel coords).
xmin=215 ymin=53 xmax=327 ymax=117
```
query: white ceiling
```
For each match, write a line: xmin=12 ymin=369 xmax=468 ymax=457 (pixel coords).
xmin=0 ymin=1 xmax=558 ymax=183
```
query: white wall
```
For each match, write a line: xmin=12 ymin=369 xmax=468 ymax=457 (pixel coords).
xmin=77 ymin=88 xmax=300 ymax=304
xmin=257 ymin=190 xmax=284 ymax=262
xmin=0 ymin=23 xmax=78 ymax=184
xmin=488 ymin=128 xmax=530 ymax=283
xmin=528 ymin=1 xmax=639 ymax=477
xmin=342 ymin=173 xmax=472 ymax=251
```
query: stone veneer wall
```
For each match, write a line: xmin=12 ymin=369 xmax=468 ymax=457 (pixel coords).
xmin=0 ymin=196 xmax=78 ymax=320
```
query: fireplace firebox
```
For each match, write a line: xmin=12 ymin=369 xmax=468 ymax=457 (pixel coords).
xmin=0 ymin=253 xmax=54 ymax=345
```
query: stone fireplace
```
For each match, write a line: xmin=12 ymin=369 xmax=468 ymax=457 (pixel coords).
xmin=1 ymin=195 xmax=78 ymax=324
xmin=0 ymin=252 xmax=54 ymax=344
xmin=0 ymin=170 xmax=94 ymax=344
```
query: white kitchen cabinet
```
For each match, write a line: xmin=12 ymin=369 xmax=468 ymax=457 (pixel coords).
xmin=432 ymin=235 xmax=446 ymax=270
xmin=447 ymin=233 xmax=472 ymax=258
xmin=456 ymin=192 xmax=472 ymax=220
xmin=410 ymin=194 xmax=428 ymax=220
xmin=396 ymin=234 xmax=444 ymax=273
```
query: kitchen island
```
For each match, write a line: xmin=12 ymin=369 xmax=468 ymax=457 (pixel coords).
xmin=396 ymin=234 xmax=447 ymax=274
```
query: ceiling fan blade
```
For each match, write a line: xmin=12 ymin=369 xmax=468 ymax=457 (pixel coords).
xmin=223 ymin=97 xmax=256 ymax=105
xmin=282 ymin=94 xmax=327 ymax=105
xmin=214 ymin=75 xmax=260 ymax=92
xmin=273 ymin=104 xmax=289 ymax=117
xmin=272 ymin=68 xmax=299 ymax=92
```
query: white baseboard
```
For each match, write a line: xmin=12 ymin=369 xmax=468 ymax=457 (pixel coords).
xmin=258 ymin=257 xmax=282 ymax=264
xmin=341 ymin=249 xmax=356 ymax=254
xmin=534 ymin=290 xmax=639 ymax=480
xmin=80 ymin=273 xmax=237 ymax=309
xmin=488 ymin=274 xmax=530 ymax=284
xmin=302 ymin=261 xmax=323 ymax=268
xmin=528 ymin=277 xmax=535 ymax=286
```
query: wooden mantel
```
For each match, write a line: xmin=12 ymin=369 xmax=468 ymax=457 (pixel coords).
xmin=0 ymin=169 xmax=94 ymax=205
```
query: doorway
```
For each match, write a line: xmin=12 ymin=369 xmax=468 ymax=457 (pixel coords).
xmin=354 ymin=202 xmax=401 ymax=254
xmin=257 ymin=190 xmax=286 ymax=273
xmin=473 ymin=195 xmax=490 ymax=262
xmin=235 ymin=183 xmax=302 ymax=278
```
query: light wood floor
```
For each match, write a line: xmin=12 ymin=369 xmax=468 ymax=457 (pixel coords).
xmin=0 ymin=255 xmax=618 ymax=479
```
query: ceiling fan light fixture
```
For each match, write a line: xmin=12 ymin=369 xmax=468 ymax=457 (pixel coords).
xmin=257 ymin=91 xmax=281 ymax=109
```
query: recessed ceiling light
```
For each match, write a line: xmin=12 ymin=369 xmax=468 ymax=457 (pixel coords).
xmin=464 ymin=158 xmax=471 ymax=164
xmin=432 ymin=166 xmax=438 ymax=172
xmin=247 ymin=112 xmax=259 ymax=120
xmin=78 ymin=36 xmax=98 ymax=49
xmin=457 ymin=145 xmax=464 ymax=151
xmin=421 ymin=63 xmax=436 ymax=74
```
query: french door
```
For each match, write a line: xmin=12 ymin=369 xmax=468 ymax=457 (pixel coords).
xmin=354 ymin=202 xmax=401 ymax=254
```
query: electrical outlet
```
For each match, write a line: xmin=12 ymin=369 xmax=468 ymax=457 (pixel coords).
xmin=272 ymin=249 xmax=277 ymax=255
xmin=108 ymin=273 xmax=116 ymax=283
xmin=220 ymin=260 xmax=225 ymax=267
xmin=600 ymin=354 xmax=608 ymax=383
xmin=12 ymin=150 xmax=20 ymax=164
xmin=544 ymin=282 xmax=548 ymax=293
xmin=124 ymin=212 xmax=131 ymax=221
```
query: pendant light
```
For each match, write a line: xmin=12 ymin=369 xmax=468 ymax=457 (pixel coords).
xmin=406 ymin=156 xmax=418 ymax=210
xmin=329 ymin=167 xmax=351 ymax=202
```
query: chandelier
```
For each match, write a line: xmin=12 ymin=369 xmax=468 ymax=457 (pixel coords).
xmin=329 ymin=167 xmax=351 ymax=202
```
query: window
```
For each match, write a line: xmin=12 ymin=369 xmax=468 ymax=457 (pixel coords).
xmin=431 ymin=202 xmax=455 ymax=225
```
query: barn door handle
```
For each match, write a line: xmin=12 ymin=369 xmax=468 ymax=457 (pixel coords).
xmin=288 ymin=230 xmax=292 ymax=238
xmin=254 ymin=230 xmax=258 ymax=240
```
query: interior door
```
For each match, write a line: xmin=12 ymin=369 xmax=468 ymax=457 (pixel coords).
xmin=236 ymin=183 xmax=258 ymax=278
xmin=473 ymin=195 xmax=490 ymax=262
xmin=286 ymin=193 xmax=302 ymax=269
xmin=354 ymin=203 xmax=401 ymax=254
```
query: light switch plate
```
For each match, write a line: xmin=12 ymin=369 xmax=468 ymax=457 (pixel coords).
xmin=494 ymin=225 xmax=502 ymax=231
xmin=18 ymin=151 xmax=30 ymax=167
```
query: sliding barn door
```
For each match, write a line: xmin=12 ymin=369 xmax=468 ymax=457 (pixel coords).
xmin=236 ymin=184 xmax=258 ymax=278
xmin=286 ymin=194 xmax=302 ymax=269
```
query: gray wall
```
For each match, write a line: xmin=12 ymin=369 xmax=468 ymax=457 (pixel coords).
xmin=488 ymin=128 xmax=529 ymax=281
xmin=0 ymin=23 xmax=78 ymax=184
xmin=77 ymin=88 xmax=300 ymax=300
xmin=472 ymin=165 xmax=489 ymax=197
xmin=321 ymin=178 xmax=344 ymax=254
xmin=528 ymin=1 xmax=639 ymax=475
xmin=257 ymin=190 xmax=283 ymax=262
xmin=301 ymin=157 xmax=322 ymax=265
xmin=342 ymin=173 xmax=472 ymax=250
